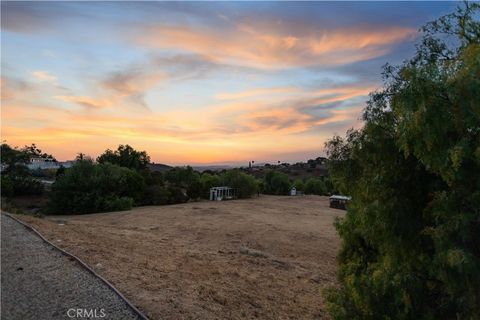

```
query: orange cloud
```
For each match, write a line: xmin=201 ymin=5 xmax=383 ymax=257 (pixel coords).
xmin=135 ymin=23 xmax=416 ymax=68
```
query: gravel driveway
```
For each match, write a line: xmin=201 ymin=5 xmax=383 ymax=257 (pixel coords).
xmin=1 ymin=214 xmax=143 ymax=320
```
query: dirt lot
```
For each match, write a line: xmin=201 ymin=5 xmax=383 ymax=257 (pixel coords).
xmin=15 ymin=195 xmax=344 ymax=319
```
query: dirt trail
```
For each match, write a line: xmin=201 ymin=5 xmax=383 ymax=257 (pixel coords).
xmin=16 ymin=195 xmax=344 ymax=319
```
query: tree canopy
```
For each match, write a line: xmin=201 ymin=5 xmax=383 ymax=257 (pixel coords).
xmin=263 ymin=170 xmax=291 ymax=195
xmin=97 ymin=144 xmax=150 ymax=171
xmin=47 ymin=160 xmax=145 ymax=214
xmin=1 ymin=143 xmax=45 ymax=197
xmin=325 ymin=3 xmax=480 ymax=319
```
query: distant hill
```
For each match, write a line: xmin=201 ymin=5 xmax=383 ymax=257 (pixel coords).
xmin=193 ymin=165 xmax=233 ymax=172
xmin=243 ymin=157 xmax=328 ymax=181
xmin=147 ymin=157 xmax=329 ymax=180
xmin=147 ymin=163 xmax=172 ymax=172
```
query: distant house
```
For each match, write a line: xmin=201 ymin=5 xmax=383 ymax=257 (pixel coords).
xmin=27 ymin=158 xmax=74 ymax=170
xmin=27 ymin=157 xmax=59 ymax=170
xmin=329 ymin=195 xmax=351 ymax=210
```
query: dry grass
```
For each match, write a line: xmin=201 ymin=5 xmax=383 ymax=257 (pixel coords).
xmin=16 ymin=195 xmax=344 ymax=319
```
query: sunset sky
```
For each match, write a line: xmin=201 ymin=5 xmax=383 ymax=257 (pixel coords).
xmin=1 ymin=1 xmax=455 ymax=165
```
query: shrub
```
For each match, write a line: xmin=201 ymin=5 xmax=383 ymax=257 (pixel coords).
xmin=292 ymin=179 xmax=305 ymax=191
xmin=304 ymin=178 xmax=326 ymax=195
xmin=221 ymin=169 xmax=258 ymax=198
xmin=186 ymin=179 xmax=203 ymax=200
xmin=264 ymin=170 xmax=291 ymax=195
xmin=2 ymin=164 xmax=44 ymax=197
xmin=164 ymin=166 xmax=200 ymax=196
xmin=47 ymin=161 xmax=145 ymax=214
xmin=143 ymin=184 xmax=170 ymax=205
xmin=166 ymin=186 xmax=189 ymax=204
xmin=97 ymin=196 xmax=133 ymax=212
xmin=200 ymin=173 xmax=222 ymax=198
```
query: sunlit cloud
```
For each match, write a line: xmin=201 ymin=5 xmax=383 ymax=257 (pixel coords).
xmin=32 ymin=70 xmax=57 ymax=83
xmin=135 ymin=23 xmax=416 ymax=69
xmin=1 ymin=2 xmax=453 ymax=164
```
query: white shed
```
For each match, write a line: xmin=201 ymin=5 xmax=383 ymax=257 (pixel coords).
xmin=210 ymin=186 xmax=236 ymax=201
xmin=290 ymin=187 xmax=297 ymax=196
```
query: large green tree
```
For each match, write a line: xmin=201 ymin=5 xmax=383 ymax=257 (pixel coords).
xmin=97 ymin=144 xmax=150 ymax=171
xmin=221 ymin=169 xmax=258 ymax=198
xmin=325 ymin=4 xmax=479 ymax=319
xmin=263 ymin=170 xmax=291 ymax=195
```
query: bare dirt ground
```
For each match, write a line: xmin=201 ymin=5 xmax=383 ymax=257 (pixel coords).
xmin=15 ymin=195 xmax=344 ymax=320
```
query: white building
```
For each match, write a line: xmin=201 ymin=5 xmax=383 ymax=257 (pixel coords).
xmin=210 ymin=186 xmax=236 ymax=201
xmin=27 ymin=158 xmax=74 ymax=170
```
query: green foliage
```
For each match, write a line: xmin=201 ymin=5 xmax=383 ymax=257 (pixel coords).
xmin=293 ymin=179 xmax=305 ymax=191
xmin=304 ymin=178 xmax=327 ymax=195
xmin=143 ymin=184 xmax=170 ymax=205
xmin=47 ymin=160 xmax=145 ymax=214
xmin=166 ymin=185 xmax=189 ymax=204
xmin=221 ymin=169 xmax=258 ymax=198
xmin=140 ymin=170 xmax=170 ymax=205
xmin=20 ymin=143 xmax=56 ymax=161
xmin=1 ymin=143 xmax=29 ymax=166
xmin=97 ymin=144 xmax=150 ymax=171
xmin=264 ymin=170 xmax=291 ymax=195
xmin=325 ymin=4 xmax=480 ymax=319
xmin=187 ymin=178 xmax=203 ymax=200
xmin=1 ymin=143 xmax=45 ymax=198
xmin=1 ymin=143 xmax=55 ymax=166
xmin=1 ymin=164 xmax=44 ymax=197
xmin=200 ymin=173 xmax=222 ymax=198
xmin=97 ymin=196 xmax=134 ymax=212
xmin=164 ymin=166 xmax=200 ymax=201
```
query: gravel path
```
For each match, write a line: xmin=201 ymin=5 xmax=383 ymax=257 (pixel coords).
xmin=1 ymin=214 xmax=143 ymax=320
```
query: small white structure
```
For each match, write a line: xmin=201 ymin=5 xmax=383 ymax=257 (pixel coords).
xmin=27 ymin=158 xmax=74 ymax=170
xmin=290 ymin=187 xmax=297 ymax=196
xmin=329 ymin=195 xmax=352 ymax=209
xmin=210 ymin=186 xmax=236 ymax=201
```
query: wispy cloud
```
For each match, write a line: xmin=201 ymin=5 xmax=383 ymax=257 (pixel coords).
xmin=32 ymin=71 xmax=57 ymax=83
xmin=1 ymin=2 xmax=453 ymax=163
xmin=102 ymin=68 xmax=165 ymax=97
xmin=55 ymin=95 xmax=113 ymax=109
xmin=215 ymin=87 xmax=300 ymax=100
xmin=135 ymin=23 xmax=416 ymax=69
xmin=1 ymin=76 xmax=32 ymax=100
